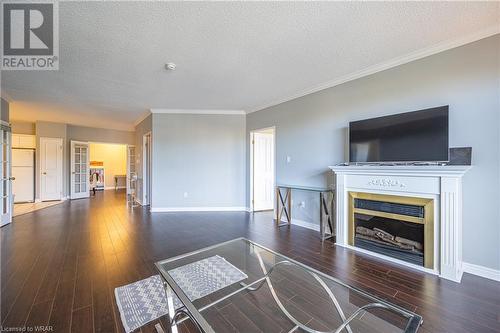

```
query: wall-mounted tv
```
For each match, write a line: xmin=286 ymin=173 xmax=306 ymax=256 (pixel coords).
xmin=349 ymin=106 xmax=449 ymax=163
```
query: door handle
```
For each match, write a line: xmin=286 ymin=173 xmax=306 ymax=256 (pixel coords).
xmin=9 ymin=177 xmax=15 ymax=181
xmin=42 ymin=172 xmax=47 ymax=175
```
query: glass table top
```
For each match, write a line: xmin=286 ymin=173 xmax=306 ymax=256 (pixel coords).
xmin=156 ymin=238 xmax=422 ymax=333
xmin=277 ymin=184 xmax=333 ymax=192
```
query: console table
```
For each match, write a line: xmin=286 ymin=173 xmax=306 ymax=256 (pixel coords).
xmin=114 ymin=174 xmax=127 ymax=191
xmin=276 ymin=184 xmax=335 ymax=241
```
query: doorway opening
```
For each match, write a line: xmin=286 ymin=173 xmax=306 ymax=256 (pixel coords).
xmin=250 ymin=127 xmax=275 ymax=212
xmin=88 ymin=142 xmax=128 ymax=196
xmin=142 ymin=132 xmax=152 ymax=206
xmin=69 ymin=141 xmax=129 ymax=201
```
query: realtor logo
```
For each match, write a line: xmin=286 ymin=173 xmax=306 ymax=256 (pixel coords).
xmin=1 ymin=1 xmax=59 ymax=70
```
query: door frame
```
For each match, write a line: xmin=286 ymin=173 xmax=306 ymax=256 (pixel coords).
xmin=70 ymin=140 xmax=90 ymax=199
xmin=39 ymin=137 xmax=63 ymax=202
xmin=249 ymin=126 xmax=276 ymax=212
xmin=142 ymin=132 xmax=152 ymax=206
xmin=0 ymin=121 xmax=12 ymax=227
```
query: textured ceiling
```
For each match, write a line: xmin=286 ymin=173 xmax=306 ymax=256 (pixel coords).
xmin=2 ymin=1 xmax=499 ymax=131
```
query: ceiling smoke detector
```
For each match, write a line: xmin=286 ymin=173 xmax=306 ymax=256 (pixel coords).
xmin=165 ymin=63 xmax=176 ymax=71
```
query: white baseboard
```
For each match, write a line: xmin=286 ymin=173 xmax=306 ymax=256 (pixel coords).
xmin=285 ymin=218 xmax=320 ymax=232
xmin=462 ymin=262 xmax=500 ymax=282
xmin=104 ymin=186 xmax=126 ymax=190
xmin=150 ymin=206 xmax=249 ymax=213
xmin=35 ymin=197 xmax=67 ymax=202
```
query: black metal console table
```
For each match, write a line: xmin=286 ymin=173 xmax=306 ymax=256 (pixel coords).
xmin=275 ymin=184 xmax=335 ymax=241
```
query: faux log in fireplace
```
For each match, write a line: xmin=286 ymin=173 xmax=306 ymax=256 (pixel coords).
xmin=348 ymin=192 xmax=434 ymax=269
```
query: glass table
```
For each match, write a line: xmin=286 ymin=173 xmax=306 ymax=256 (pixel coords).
xmin=155 ymin=238 xmax=422 ymax=333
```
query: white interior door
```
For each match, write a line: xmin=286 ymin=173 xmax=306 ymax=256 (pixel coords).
xmin=253 ymin=131 xmax=275 ymax=211
xmin=0 ymin=124 xmax=13 ymax=226
xmin=40 ymin=137 xmax=63 ymax=201
xmin=70 ymin=141 xmax=90 ymax=199
xmin=143 ymin=133 xmax=152 ymax=205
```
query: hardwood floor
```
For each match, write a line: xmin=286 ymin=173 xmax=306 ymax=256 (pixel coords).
xmin=1 ymin=190 xmax=499 ymax=333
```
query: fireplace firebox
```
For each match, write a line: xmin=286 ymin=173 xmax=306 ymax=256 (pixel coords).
xmin=348 ymin=192 xmax=434 ymax=269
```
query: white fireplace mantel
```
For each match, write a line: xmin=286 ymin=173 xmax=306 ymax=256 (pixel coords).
xmin=329 ymin=164 xmax=471 ymax=282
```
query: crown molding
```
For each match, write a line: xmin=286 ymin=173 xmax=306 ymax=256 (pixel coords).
xmin=247 ymin=26 xmax=500 ymax=114
xmin=133 ymin=110 xmax=152 ymax=127
xmin=150 ymin=109 xmax=245 ymax=115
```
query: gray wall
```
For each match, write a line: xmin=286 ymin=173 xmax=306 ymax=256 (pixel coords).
xmin=247 ymin=35 xmax=500 ymax=270
xmin=67 ymin=125 xmax=134 ymax=145
xmin=1 ymin=98 xmax=9 ymax=122
xmin=134 ymin=114 xmax=152 ymax=202
xmin=11 ymin=121 xmax=36 ymax=135
xmin=152 ymin=113 xmax=246 ymax=209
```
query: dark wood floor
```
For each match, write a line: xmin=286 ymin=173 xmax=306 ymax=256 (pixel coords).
xmin=1 ymin=190 xmax=499 ymax=333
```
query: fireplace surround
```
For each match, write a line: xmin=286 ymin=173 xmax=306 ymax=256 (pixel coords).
xmin=329 ymin=165 xmax=471 ymax=282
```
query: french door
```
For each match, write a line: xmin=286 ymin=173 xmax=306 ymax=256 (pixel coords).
xmin=70 ymin=141 xmax=90 ymax=199
xmin=126 ymin=145 xmax=136 ymax=196
xmin=0 ymin=123 xmax=12 ymax=226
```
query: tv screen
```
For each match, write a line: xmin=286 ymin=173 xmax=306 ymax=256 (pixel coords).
xmin=349 ymin=106 xmax=449 ymax=163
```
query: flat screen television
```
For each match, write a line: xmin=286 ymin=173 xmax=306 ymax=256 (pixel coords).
xmin=349 ymin=106 xmax=449 ymax=163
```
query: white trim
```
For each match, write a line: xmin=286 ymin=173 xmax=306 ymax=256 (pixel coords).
xmin=150 ymin=206 xmax=249 ymax=213
xmin=329 ymin=165 xmax=472 ymax=177
xmin=104 ymin=186 xmax=126 ymax=190
xmin=142 ymin=132 xmax=152 ymax=206
xmin=133 ymin=111 xmax=152 ymax=127
xmin=150 ymin=109 xmax=245 ymax=115
xmin=248 ymin=27 xmax=500 ymax=113
xmin=289 ymin=218 xmax=320 ymax=232
xmin=462 ymin=262 xmax=500 ymax=282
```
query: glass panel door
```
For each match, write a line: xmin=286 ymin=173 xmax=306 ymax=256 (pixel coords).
xmin=0 ymin=125 xmax=12 ymax=226
xmin=70 ymin=141 xmax=90 ymax=199
xmin=126 ymin=145 xmax=136 ymax=195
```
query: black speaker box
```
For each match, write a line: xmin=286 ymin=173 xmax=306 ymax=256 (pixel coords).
xmin=448 ymin=147 xmax=472 ymax=166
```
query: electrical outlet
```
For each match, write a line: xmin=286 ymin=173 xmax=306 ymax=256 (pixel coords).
xmin=183 ymin=192 xmax=188 ymax=198
xmin=299 ymin=201 xmax=305 ymax=208
xmin=286 ymin=156 xmax=291 ymax=163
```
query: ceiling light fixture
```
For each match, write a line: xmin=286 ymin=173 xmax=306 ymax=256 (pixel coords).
xmin=165 ymin=63 xmax=176 ymax=71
